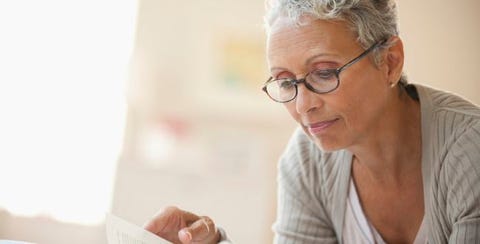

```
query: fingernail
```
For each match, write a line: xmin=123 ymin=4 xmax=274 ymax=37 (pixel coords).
xmin=179 ymin=229 xmax=192 ymax=241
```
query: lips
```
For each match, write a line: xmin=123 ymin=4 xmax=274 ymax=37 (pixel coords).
xmin=307 ymin=118 xmax=339 ymax=134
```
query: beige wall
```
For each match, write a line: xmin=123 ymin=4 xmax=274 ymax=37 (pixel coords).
xmin=114 ymin=1 xmax=296 ymax=243
xmin=1 ymin=1 xmax=479 ymax=244
xmin=398 ymin=0 xmax=480 ymax=104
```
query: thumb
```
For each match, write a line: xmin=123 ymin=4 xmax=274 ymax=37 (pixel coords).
xmin=178 ymin=216 xmax=217 ymax=243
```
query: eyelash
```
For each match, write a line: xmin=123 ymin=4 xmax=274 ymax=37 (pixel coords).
xmin=274 ymin=68 xmax=337 ymax=80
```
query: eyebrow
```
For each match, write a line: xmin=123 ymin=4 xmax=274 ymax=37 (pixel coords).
xmin=269 ymin=53 xmax=339 ymax=74
xmin=305 ymin=53 xmax=339 ymax=66
xmin=269 ymin=67 xmax=286 ymax=73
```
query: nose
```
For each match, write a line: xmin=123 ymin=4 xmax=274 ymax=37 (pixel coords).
xmin=295 ymin=83 xmax=322 ymax=114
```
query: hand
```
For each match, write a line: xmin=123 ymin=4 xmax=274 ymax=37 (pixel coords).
xmin=143 ymin=206 xmax=220 ymax=244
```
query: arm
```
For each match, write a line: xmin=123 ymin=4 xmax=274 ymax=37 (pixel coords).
xmin=273 ymin=129 xmax=337 ymax=243
xmin=444 ymin=122 xmax=480 ymax=243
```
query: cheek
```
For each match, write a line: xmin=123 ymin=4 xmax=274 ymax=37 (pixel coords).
xmin=336 ymin=85 xmax=387 ymax=134
xmin=324 ymin=94 xmax=369 ymax=138
xmin=329 ymin=96 xmax=358 ymax=131
xmin=335 ymin=68 xmax=388 ymax=128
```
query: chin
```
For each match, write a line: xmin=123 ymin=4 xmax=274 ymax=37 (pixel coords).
xmin=310 ymin=135 xmax=346 ymax=152
xmin=314 ymin=140 xmax=343 ymax=152
xmin=304 ymin=128 xmax=346 ymax=152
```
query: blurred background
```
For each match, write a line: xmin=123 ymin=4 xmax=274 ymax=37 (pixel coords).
xmin=0 ymin=0 xmax=478 ymax=243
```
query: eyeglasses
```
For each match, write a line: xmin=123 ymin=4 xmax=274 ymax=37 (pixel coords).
xmin=262 ymin=39 xmax=386 ymax=103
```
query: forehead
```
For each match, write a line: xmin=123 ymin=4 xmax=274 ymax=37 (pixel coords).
xmin=266 ymin=17 xmax=360 ymax=68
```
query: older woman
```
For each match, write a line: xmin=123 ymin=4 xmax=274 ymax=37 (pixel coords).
xmin=144 ymin=0 xmax=480 ymax=243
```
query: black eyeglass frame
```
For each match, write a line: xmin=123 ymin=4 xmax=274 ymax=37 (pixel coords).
xmin=262 ymin=39 xmax=387 ymax=103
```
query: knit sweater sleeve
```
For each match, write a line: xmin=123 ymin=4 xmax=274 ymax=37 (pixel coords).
xmin=443 ymin=120 xmax=480 ymax=243
xmin=272 ymin=128 xmax=337 ymax=243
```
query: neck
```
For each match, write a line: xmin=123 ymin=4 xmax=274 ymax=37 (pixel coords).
xmin=349 ymin=90 xmax=422 ymax=184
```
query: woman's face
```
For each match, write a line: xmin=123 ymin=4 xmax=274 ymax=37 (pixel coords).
xmin=267 ymin=17 xmax=392 ymax=151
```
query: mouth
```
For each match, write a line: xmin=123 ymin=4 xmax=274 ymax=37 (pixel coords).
xmin=306 ymin=118 xmax=339 ymax=135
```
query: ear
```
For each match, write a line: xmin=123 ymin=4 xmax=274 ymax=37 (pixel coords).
xmin=384 ymin=36 xmax=404 ymax=87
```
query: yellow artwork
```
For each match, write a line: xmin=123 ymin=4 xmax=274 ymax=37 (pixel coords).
xmin=219 ymin=37 xmax=268 ymax=92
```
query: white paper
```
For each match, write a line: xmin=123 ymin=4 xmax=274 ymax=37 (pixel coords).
xmin=106 ymin=214 xmax=171 ymax=244
xmin=0 ymin=241 xmax=34 ymax=244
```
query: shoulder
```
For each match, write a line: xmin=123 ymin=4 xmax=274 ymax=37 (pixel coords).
xmin=274 ymin=128 xmax=342 ymax=242
xmin=278 ymin=127 xmax=318 ymax=173
xmin=439 ymin=120 xmax=480 ymax=230
xmin=416 ymin=84 xmax=480 ymax=123
xmin=278 ymin=127 xmax=345 ymax=177
xmin=416 ymin=84 xmax=480 ymax=155
xmin=278 ymin=127 xmax=348 ymax=198
xmin=442 ymin=119 xmax=480 ymax=179
xmin=416 ymin=83 xmax=480 ymax=168
xmin=416 ymin=85 xmax=480 ymax=221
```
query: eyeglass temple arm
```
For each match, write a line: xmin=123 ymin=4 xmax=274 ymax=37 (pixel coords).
xmin=337 ymin=39 xmax=388 ymax=73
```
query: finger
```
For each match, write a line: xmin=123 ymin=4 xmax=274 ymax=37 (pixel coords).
xmin=178 ymin=216 xmax=217 ymax=243
xmin=143 ymin=206 xmax=180 ymax=233
xmin=180 ymin=209 xmax=202 ymax=225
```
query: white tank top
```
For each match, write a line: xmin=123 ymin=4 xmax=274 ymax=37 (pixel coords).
xmin=343 ymin=179 xmax=428 ymax=244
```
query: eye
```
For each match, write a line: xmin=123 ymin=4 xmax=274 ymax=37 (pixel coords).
xmin=310 ymin=69 xmax=337 ymax=81
xmin=277 ymin=78 xmax=295 ymax=89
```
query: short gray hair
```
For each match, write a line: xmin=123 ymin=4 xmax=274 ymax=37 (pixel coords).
xmin=265 ymin=0 xmax=408 ymax=86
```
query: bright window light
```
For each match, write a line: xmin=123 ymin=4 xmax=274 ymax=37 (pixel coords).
xmin=0 ymin=0 xmax=138 ymax=225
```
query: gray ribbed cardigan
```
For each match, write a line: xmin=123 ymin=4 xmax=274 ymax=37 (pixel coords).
xmin=273 ymin=84 xmax=480 ymax=243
